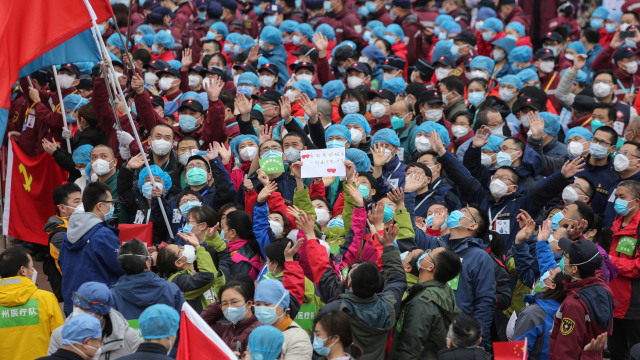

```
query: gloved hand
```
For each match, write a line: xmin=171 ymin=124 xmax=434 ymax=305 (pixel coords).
xmin=61 ymin=129 xmax=73 ymax=139
xmin=116 ymin=130 xmax=135 ymax=147
xmin=120 ymin=144 xmax=131 ymax=160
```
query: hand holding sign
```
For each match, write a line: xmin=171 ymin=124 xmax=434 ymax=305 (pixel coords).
xmin=300 ymin=148 xmax=346 ymax=178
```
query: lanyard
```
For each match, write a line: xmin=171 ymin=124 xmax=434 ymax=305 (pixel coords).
xmin=617 ymin=79 xmax=635 ymax=95
xmin=24 ymin=103 xmax=36 ymax=118
xmin=488 ymin=204 xmax=508 ymax=230
xmin=415 ymin=179 xmax=441 ymax=210
xmin=544 ymin=72 xmax=557 ymax=92
xmin=580 ymin=116 xmax=593 ymax=127
xmin=386 ymin=161 xmax=402 ymax=183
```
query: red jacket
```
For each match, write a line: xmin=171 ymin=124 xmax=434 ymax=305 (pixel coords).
xmin=549 ymin=272 xmax=613 ymax=360
xmin=370 ymin=6 xmax=393 ymax=26
xmin=546 ymin=17 xmax=581 ymax=41
xmin=610 ymin=211 xmax=640 ymax=319
xmin=500 ymin=6 xmax=530 ymax=29
xmin=539 ymin=70 xmax=561 ymax=112
xmin=592 ymin=46 xmax=640 ymax=103
xmin=477 ymin=32 xmax=505 ymax=57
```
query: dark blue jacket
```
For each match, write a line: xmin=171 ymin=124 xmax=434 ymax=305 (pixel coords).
xmin=59 ymin=212 xmax=125 ymax=315
xmin=235 ymin=170 xmax=296 ymax=205
xmin=576 ymin=157 xmax=619 ymax=220
xmin=110 ymin=271 xmax=185 ymax=321
xmin=440 ymin=150 xmax=571 ymax=251
xmin=404 ymin=177 xmax=461 ymax=218
xmin=376 ymin=155 xmax=408 ymax=195
xmin=117 ymin=343 xmax=173 ymax=360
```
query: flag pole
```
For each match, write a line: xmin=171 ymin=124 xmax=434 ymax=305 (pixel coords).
xmin=101 ymin=63 xmax=124 ymax=131
xmin=51 ymin=66 xmax=73 ymax=154
xmin=84 ymin=1 xmax=174 ymax=239
xmin=99 ymin=62 xmax=124 ymax=131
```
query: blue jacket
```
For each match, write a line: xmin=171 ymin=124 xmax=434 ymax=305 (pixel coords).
xmin=541 ymin=137 xmax=568 ymax=159
xmin=585 ymin=44 xmax=603 ymax=84
xmin=440 ymin=150 xmax=571 ymax=251
xmin=261 ymin=45 xmax=290 ymax=91
xmin=235 ymin=170 xmax=296 ymax=205
xmin=512 ymin=295 xmax=562 ymax=360
xmin=576 ymin=157 xmax=619 ymax=220
xmin=398 ymin=233 xmax=496 ymax=346
xmin=110 ymin=271 xmax=185 ymax=320
xmin=59 ymin=212 xmax=125 ymax=315
xmin=376 ymin=155 xmax=408 ymax=195
xmin=253 ymin=200 xmax=277 ymax=261
xmin=404 ymin=177 xmax=461 ymax=218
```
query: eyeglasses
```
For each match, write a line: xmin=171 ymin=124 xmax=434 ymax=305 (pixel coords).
xmin=491 ymin=175 xmax=515 ymax=184
xmin=260 ymin=145 xmax=282 ymax=154
xmin=591 ymin=137 xmax=612 ymax=147
xmin=498 ymin=146 xmax=519 ymax=153
xmin=179 ymin=197 xmax=199 ymax=206
xmin=615 ymin=150 xmax=640 ymax=159
xmin=462 ymin=206 xmax=478 ymax=224
xmin=186 ymin=163 xmax=208 ymax=171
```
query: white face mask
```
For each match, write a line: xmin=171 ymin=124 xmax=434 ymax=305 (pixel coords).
xmin=469 ymin=70 xmax=488 ymax=80
xmin=347 ymin=76 xmax=364 ymax=89
xmin=144 ymin=72 xmax=159 ymax=86
xmin=91 ymin=159 xmax=113 ymax=176
xmin=538 ymin=61 xmax=555 ymax=74
xmin=296 ymin=73 xmax=313 ymax=83
xmin=29 ymin=267 xmax=38 ymax=284
xmin=481 ymin=153 xmax=493 ymax=167
xmin=567 ymin=141 xmax=585 ymax=157
xmin=159 ymin=77 xmax=175 ymax=91
xmin=562 ymin=185 xmax=580 ymax=204
xmin=91 ymin=173 xmax=99 ymax=182
xmin=181 ymin=244 xmax=197 ymax=263
xmin=58 ymin=74 xmax=76 ymax=90
xmin=239 ymin=146 xmax=258 ymax=162
xmin=489 ymin=179 xmax=511 ymax=198
xmin=341 ymin=101 xmax=360 ymax=114
xmin=424 ymin=109 xmax=443 ymax=122
xmin=435 ymin=68 xmax=450 ymax=81
xmin=285 ymin=89 xmax=298 ymax=103
xmin=370 ymin=103 xmax=387 ymax=118
xmin=492 ymin=49 xmax=506 ymax=62
xmin=151 ymin=139 xmax=172 ymax=156
xmin=383 ymin=71 xmax=398 ymax=82
xmin=491 ymin=126 xmax=504 ymax=137
xmin=188 ymin=74 xmax=201 ymax=88
xmin=314 ymin=208 xmax=330 ymax=225
xmin=269 ymin=220 xmax=284 ymax=237
xmin=259 ymin=75 xmax=275 ymax=88
xmin=625 ymin=61 xmax=639 ymax=75
xmin=593 ymin=82 xmax=611 ymax=98
xmin=451 ymin=125 xmax=470 ymax=138
xmin=415 ymin=136 xmax=431 ymax=152
xmin=384 ymin=148 xmax=394 ymax=163
xmin=520 ymin=114 xmax=530 ymax=128
xmin=233 ymin=74 xmax=240 ymax=86
xmin=499 ymin=88 xmax=515 ymax=102
xmin=349 ymin=128 xmax=364 ymax=144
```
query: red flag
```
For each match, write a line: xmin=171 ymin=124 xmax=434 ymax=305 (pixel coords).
xmin=493 ymin=339 xmax=528 ymax=360
xmin=0 ymin=0 xmax=113 ymax=110
xmin=2 ymin=138 xmax=67 ymax=245
xmin=119 ymin=223 xmax=154 ymax=247
xmin=177 ymin=302 xmax=237 ymax=360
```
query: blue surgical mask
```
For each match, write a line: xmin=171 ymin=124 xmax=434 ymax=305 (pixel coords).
xmin=366 ymin=1 xmax=377 ymax=12
xmin=383 ymin=205 xmax=394 ymax=223
xmin=438 ymin=32 xmax=447 ymax=40
xmin=551 ymin=211 xmax=563 ymax=229
xmin=179 ymin=114 xmax=198 ymax=132
xmin=614 ymin=198 xmax=636 ymax=215
xmin=141 ymin=182 xmax=163 ymax=199
xmin=260 ymin=150 xmax=282 ymax=159
xmin=254 ymin=305 xmax=279 ymax=325
xmin=264 ymin=15 xmax=277 ymax=27
xmin=358 ymin=184 xmax=370 ymax=199
xmin=131 ymin=102 xmax=138 ymax=117
xmin=506 ymin=34 xmax=518 ymax=41
xmin=198 ymin=12 xmax=206 ymax=20
xmin=292 ymin=35 xmax=302 ymax=46
xmin=234 ymin=44 xmax=242 ymax=54
xmin=182 ymin=223 xmax=194 ymax=234
xmin=134 ymin=34 xmax=143 ymax=45
xmin=180 ymin=201 xmax=202 ymax=216
xmin=253 ymin=5 xmax=264 ymax=15
xmin=327 ymin=139 xmax=346 ymax=148
xmin=66 ymin=113 xmax=77 ymax=124
xmin=151 ymin=44 xmax=162 ymax=55
xmin=102 ymin=203 xmax=114 ymax=221
xmin=445 ymin=210 xmax=470 ymax=229
xmin=390 ymin=116 xmax=405 ymax=130
xmin=358 ymin=6 xmax=370 ymax=17
xmin=224 ymin=43 xmax=233 ymax=53
xmin=323 ymin=0 xmax=333 ymax=12
xmin=590 ymin=18 xmax=603 ymax=30
xmin=383 ymin=35 xmax=397 ymax=45
xmin=363 ymin=30 xmax=372 ymax=42
xmin=468 ymin=92 xmax=485 ymax=107
xmin=626 ymin=38 xmax=638 ymax=49
xmin=433 ymin=26 xmax=440 ymax=36
xmin=482 ymin=32 xmax=495 ymax=42
xmin=223 ymin=304 xmax=248 ymax=324
xmin=313 ymin=337 xmax=333 ymax=356
xmin=295 ymin=0 xmax=301 ymax=7
xmin=426 ymin=214 xmax=448 ymax=230
xmin=538 ymin=270 xmax=551 ymax=290
xmin=605 ymin=23 xmax=617 ymax=34
xmin=327 ymin=217 xmax=344 ymax=228
xmin=560 ymin=256 xmax=567 ymax=275
xmin=589 ymin=142 xmax=609 ymax=159
xmin=206 ymin=32 xmax=216 ymax=40
xmin=496 ymin=151 xmax=515 ymax=167
xmin=237 ymin=86 xmax=253 ymax=97
xmin=389 ymin=10 xmax=396 ymax=20
xmin=98 ymin=24 xmax=105 ymax=34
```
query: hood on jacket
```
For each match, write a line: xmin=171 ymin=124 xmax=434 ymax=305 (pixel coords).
xmin=112 ymin=271 xmax=177 ymax=309
xmin=67 ymin=212 xmax=104 ymax=244
xmin=0 ymin=277 xmax=37 ymax=307
xmin=414 ymin=280 xmax=459 ymax=321
xmin=342 ymin=295 xmax=393 ymax=329
xmin=44 ymin=216 xmax=67 ymax=234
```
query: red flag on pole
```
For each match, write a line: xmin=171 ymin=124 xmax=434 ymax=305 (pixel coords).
xmin=177 ymin=302 xmax=238 ymax=360
xmin=493 ymin=339 xmax=528 ymax=360
xmin=2 ymin=138 xmax=68 ymax=245
xmin=119 ymin=223 xmax=154 ymax=247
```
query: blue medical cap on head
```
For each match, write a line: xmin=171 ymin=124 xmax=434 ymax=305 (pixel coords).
xmin=238 ymin=72 xmax=260 ymax=87
xmin=292 ymin=79 xmax=317 ymax=99
xmin=138 ymin=164 xmax=173 ymax=193
xmin=72 ymin=281 xmax=113 ymax=316
xmin=331 ymin=41 xmax=357 ymax=57
xmin=371 ymin=128 xmax=400 ymax=147
xmin=566 ymin=126 xmax=593 ymax=141
xmin=279 ymin=20 xmax=298 ymax=33
xmin=574 ymin=70 xmax=587 ymax=83
xmin=168 ymin=60 xmax=182 ymax=70
xmin=182 ymin=91 xmax=199 ymax=101
xmin=62 ymin=314 xmax=102 ymax=345
xmin=238 ymin=34 xmax=256 ymax=51
xmin=372 ymin=26 xmax=386 ymax=40
xmin=482 ymin=17 xmax=504 ymax=33
xmin=322 ymin=80 xmax=346 ymax=101
xmin=500 ymin=75 xmax=523 ymax=90
xmin=257 ymin=57 xmax=270 ymax=66
xmin=72 ymin=144 xmax=94 ymax=165
xmin=164 ymin=101 xmax=179 ymax=117
xmin=342 ymin=114 xmax=371 ymax=136
xmin=139 ymin=304 xmax=181 ymax=339
xmin=141 ymin=33 xmax=155 ymax=47
xmin=75 ymin=62 xmax=95 ymax=75
xmin=316 ymin=23 xmax=335 ymax=41
xmin=506 ymin=21 xmax=525 ymax=36
xmin=295 ymin=23 xmax=314 ymax=39
xmin=154 ymin=30 xmax=175 ymax=49
xmin=591 ymin=6 xmax=609 ymax=19
xmin=261 ymin=25 xmax=282 ymax=45
xmin=226 ymin=32 xmax=241 ymax=44
xmin=325 ymin=124 xmax=352 ymax=144
xmin=386 ymin=24 xmax=405 ymax=39
xmin=381 ymin=77 xmax=406 ymax=96
xmin=195 ymin=92 xmax=209 ymax=111
xmin=539 ymin=112 xmax=560 ymax=137
xmin=435 ymin=14 xmax=454 ymax=25
xmin=470 ymin=56 xmax=495 ymax=74
xmin=516 ymin=68 xmax=539 ymax=83
xmin=482 ymin=134 xmax=504 ymax=151
xmin=361 ymin=45 xmax=386 ymax=64
xmin=608 ymin=10 xmax=622 ymax=23
xmin=441 ymin=21 xmax=461 ymax=35
xmin=136 ymin=24 xmax=155 ymax=36
xmin=345 ymin=148 xmax=372 ymax=172
xmin=230 ymin=134 xmax=259 ymax=158
xmin=275 ymin=118 xmax=303 ymax=140
xmin=477 ymin=7 xmax=497 ymax=20
xmin=366 ymin=20 xmax=384 ymax=30
xmin=209 ymin=22 xmax=229 ymax=39
xmin=431 ymin=40 xmax=453 ymax=62
xmin=107 ymin=33 xmax=126 ymax=51
xmin=255 ymin=279 xmax=290 ymax=309
xmin=248 ymin=325 xmax=285 ymax=360
xmin=492 ymin=37 xmax=516 ymax=53
xmin=416 ymin=121 xmax=450 ymax=148
xmin=568 ymin=41 xmax=586 ymax=55
xmin=63 ymin=94 xmax=88 ymax=112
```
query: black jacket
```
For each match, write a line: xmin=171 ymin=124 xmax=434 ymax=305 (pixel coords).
xmin=118 ymin=343 xmax=173 ymax=360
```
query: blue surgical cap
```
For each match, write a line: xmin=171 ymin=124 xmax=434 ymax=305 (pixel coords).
xmin=516 ymin=68 xmax=539 ymax=83
xmin=371 ymin=128 xmax=400 ymax=147
xmin=139 ymin=304 xmax=181 ymax=339
xmin=261 ymin=25 xmax=282 ymax=45
xmin=361 ymin=45 xmax=386 ymax=64
xmin=386 ymin=24 xmax=405 ymax=39
xmin=168 ymin=60 xmax=182 ymax=70
xmin=492 ymin=37 xmax=516 ymax=53
xmin=141 ymin=33 xmax=155 ymax=47
xmin=238 ymin=72 xmax=260 ymax=87
xmin=416 ymin=121 xmax=450 ymax=148
xmin=575 ymin=70 xmax=587 ymax=83
xmin=136 ymin=24 xmax=155 ymax=36
xmin=506 ymin=21 xmax=525 ymax=36
xmin=182 ymin=91 xmax=199 ymax=101
xmin=608 ymin=10 xmax=622 ymax=23
xmin=255 ymin=279 xmax=290 ymax=309
xmin=195 ymin=92 xmax=209 ymax=111
xmin=500 ymin=75 xmax=523 ymax=90
xmin=295 ymin=23 xmax=314 ymax=39
xmin=431 ymin=40 xmax=453 ymax=62
xmin=164 ymin=100 xmax=179 ymax=117
xmin=63 ymin=94 xmax=88 ymax=112
xmin=482 ymin=17 xmax=504 ymax=33
xmin=470 ymin=56 xmax=495 ymax=74
xmin=73 ymin=144 xmax=93 ymax=165
xmin=482 ymin=134 xmax=504 ymax=152
xmin=346 ymin=148 xmax=372 ymax=172
xmin=511 ymin=46 xmax=533 ymax=65
xmin=435 ymin=14 xmax=454 ymax=25
xmin=322 ymin=80 xmax=346 ymax=101
xmin=568 ymin=41 xmax=586 ymax=55
xmin=107 ymin=33 xmax=125 ymax=51
xmin=154 ymin=30 xmax=175 ymax=49
xmin=248 ymin=325 xmax=285 ymax=360
xmin=226 ymin=32 xmax=241 ymax=44
xmin=279 ymin=20 xmax=298 ymax=34
xmin=332 ymin=41 xmax=357 ymax=57
xmin=381 ymin=77 xmax=406 ymax=96
xmin=138 ymin=164 xmax=173 ymax=193
xmin=440 ymin=21 xmax=461 ymax=35
xmin=342 ymin=114 xmax=371 ymax=136
xmin=210 ymin=22 xmax=229 ymax=39
xmin=477 ymin=7 xmax=497 ymax=20
xmin=72 ymin=282 xmax=113 ymax=316
xmin=293 ymin=79 xmax=317 ymax=99
xmin=238 ymin=34 xmax=256 ymax=51
xmin=230 ymin=134 xmax=259 ymax=158
xmin=325 ymin=124 xmax=352 ymax=144
xmin=539 ymin=112 xmax=560 ymax=137
xmin=591 ymin=6 xmax=609 ymax=20
xmin=366 ymin=20 xmax=384 ymax=31
xmin=316 ymin=23 xmax=336 ymax=41
xmin=62 ymin=314 xmax=102 ymax=345
xmin=566 ymin=126 xmax=593 ymax=141
xmin=372 ymin=25 xmax=386 ymax=40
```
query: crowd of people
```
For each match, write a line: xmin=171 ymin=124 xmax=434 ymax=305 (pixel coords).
xmin=4 ymin=0 xmax=640 ymax=359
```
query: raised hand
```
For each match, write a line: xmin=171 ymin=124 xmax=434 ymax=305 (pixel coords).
xmin=368 ymin=203 xmax=385 ymax=231
xmin=290 ymin=161 xmax=302 ymax=179
xmin=345 ymin=183 xmax=364 ymax=207
xmin=181 ymin=48 xmax=193 ymax=71
xmin=131 ymin=75 xmax=145 ymax=94
xmin=41 ymin=138 xmax=59 ymax=155
xmin=205 ymin=223 xmax=220 ymax=238
xmin=257 ymin=181 xmax=278 ymax=202
xmin=372 ymin=142 xmax=391 ymax=167
xmin=296 ymin=210 xmax=316 ymax=238
xmin=245 ymin=44 xmax=260 ymax=64
xmin=583 ymin=333 xmax=607 ymax=351
xmin=378 ymin=223 xmax=399 ymax=247
xmin=235 ymin=94 xmax=252 ymax=115
xmin=284 ymin=240 xmax=303 ymax=261
xmin=345 ymin=160 xmax=356 ymax=183
xmin=243 ymin=174 xmax=255 ymax=192
xmin=404 ymin=172 xmax=426 ymax=192
xmin=572 ymin=54 xmax=587 ymax=71
xmin=256 ymin=168 xmax=270 ymax=186
xmin=300 ymin=93 xmax=317 ymax=118
xmin=431 ymin=209 xmax=447 ymax=230
xmin=537 ymin=220 xmax=552 ymax=242
xmin=515 ymin=210 xmax=535 ymax=244
xmin=312 ymin=32 xmax=328 ymax=57
xmin=126 ymin=152 xmax=147 ymax=170
xmin=280 ymin=97 xmax=292 ymax=121
xmin=426 ymin=130 xmax=446 ymax=156
xmin=258 ymin=125 xmax=274 ymax=145
xmin=387 ymin=187 xmax=405 ymax=207
xmin=216 ymin=142 xmax=232 ymax=164
xmin=528 ymin=112 xmax=544 ymax=138
xmin=28 ymin=87 xmax=41 ymax=103
xmin=177 ymin=231 xmax=201 ymax=248
xmin=206 ymin=142 xmax=219 ymax=160
xmin=561 ymin=156 xmax=585 ymax=179
xmin=206 ymin=77 xmax=224 ymax=101
xmin=472 ymin=125 xmax=491 ymax=149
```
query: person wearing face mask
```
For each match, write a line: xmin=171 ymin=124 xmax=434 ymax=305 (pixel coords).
xmin=39 ymin=314 xmax=102 ymax=360
xmin=466 ymin=76 xmax=490 ymax=112
xmin=0 ymin=247 xmax=64 ymax=359
xmin=257 ymin=63 xmax=280 ymax=90
xmin=228 ymin=135 xmax=260 ymax=189
xmin=541 ymin=31 xmax=572 ymax=71
xmin=449 ymin=111 xmax=475 ymax=152
xmin=157 ymin=68 xmax=184 ymax=101
xmin=344 ymin=62 xmax=371 ymax=90
xmin=525 ymin=111 xmax=568 ymax=159
xmin=437 ymin=75 xmax=467 ymax=121
xmin=404 ymin=161 xmax=459 ymax=219
xmin=48 ymin=282 xmax=142 ymax=360
xmin=59 ymin=182 xmax=125 ymax=315
xmin=44 ymin=183 xmax=82 ymax=302
xmin=220 ymin=0 xmax=245 ymax=33
xmin=342 ymin=114 xmax=372 ymax=152
xmin=498 ymin=75 xmax=523 ymax=111
xmin=533 ymin=48 xmax=562 ymax=111
xmin=88 ymin=144 xmax=120 ymax=205
xmin=151 ymin=30 xmax=176 ymax=62
xmin=432 ymin=56 xmax=455 ymax=83
xmin=371 ymin=128 xmax=408 ymax=191
xmin=379 ymin=55 xmax=406 ymax=85
xmin=183 ymin=154 xmax=235 ymax=213
xmin=602 ymin=143 xmax=640 ymax=226
xmin=490 ymin=37 xmax=517 ymax=80
xmin=183 ymin=64 xmax=207 ymax=92
xmin=413 ymin=119 xmax=451 ymax=159
xmin=593 ymin=46 xmax=640 ymax=105
xmin=544 ymin=2 xmax=580 ymax=43
xmin=30 ymin=92 xmax=88 ymax=150
xmin=390 ymin=100 xmax=419 ymax=158
xmin=368 ymin=89 xmax=395 ymax=133
xmin=548 ymin=238 xmax=613 ymax=360
xmin=222 ymin=209 xmax=265 ymax=279
xmin=477 ymin=17 xmax=505 ymax=57
xmin=507 ymin=46 xmax=536 ymax=75
xmin=255 ymin=27 xmax=290 ymax=92
xmin=117 ymin=304 xmax=182 ymax=360
xmin=450 ymin=31 xmax=477 ymax=66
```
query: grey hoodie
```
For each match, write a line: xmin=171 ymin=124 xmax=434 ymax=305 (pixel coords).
xmin=66 ymin=211 xmax=104 ymax=244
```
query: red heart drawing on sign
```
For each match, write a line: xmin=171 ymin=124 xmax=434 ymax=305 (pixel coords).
xmin=327 ymin=168 xmax=336 ymax=173
xmin=301 ymin=155 xmax=310 ymax=159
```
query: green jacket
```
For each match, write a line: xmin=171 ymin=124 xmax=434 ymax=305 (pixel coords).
xmin=390 ymin=280 xmax=460 ymax=360
xmin=443 ymin=97 xmax=469 ymax=123
xmin=398 ymin=121 xmax=419 ymax=162
xmin=394 ymin=208 xmax=416 ymax=240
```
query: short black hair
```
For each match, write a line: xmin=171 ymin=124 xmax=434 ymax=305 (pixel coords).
xmin=583 ymin=28 xmax=600 ymax=44
xmin=433 ymin=247 xmax=462 ymax=283
xmin=406 ymin=162 xmax=433 ymax=179
xmin=594 ymin=69 xmax=617 ymax=84
xmin=619 ymin=179 xmax=640 ymax=199
xmin=624 ymin=11 xmax=640 ymax=22
xmin=188 ymin=205 xmax=218 ymax=227
xmin=574 ymin=201 xmax=595 ymax=232
xmin=496 ymin=165 xmax=520 ymax=185
xmin=132 ymin=48 xmax=152 ymax=67
xmin=219 ymin=90 xmax=234 ymax=112
xmin=204 ymin=39 xmax=222 ymax=52
xmin=82 ymin=182 xmax=112 ymax=212
xmin=176 ymin=189 xmax=204 ymax=207
xmin=575 ymin=176 xmax=595 ymax=200
xmin=468 ymin=204 xmax=489 ymax=239
xmin=594 ymin=126 xmax=619 ymax=148
xmin=448 ymin=313 xmax=482 ymax=348
xmin=265 ymin=239 xmax=295 ymax=267
xmin=178 ymin=136 xmax=200 ymax=148
xmin=186 ymin=156 xmax=212 ymax=173
xmin=338 ymin=89 xmax=366 ymax=118
xmin=467 ymin=78 xmax=488 ymax=91
xmin=440 ymin=75 xmax=465 ymax=95
xmin=53 ymin=183 xmax=81 ymax=215
xmin=349 ymin=262 xmax=382 ymax=298
xmin=218 ymin=274 xmax=255 ymax=301
xmin=118 ymin=239 xmax=148 ymax=275
xmin=594 ymin=103 xmax=616 ymax=122
xmin=150 ymin=123 xmax=175 ymax=137
xmin=0 ymin=247 xmax=31 ymax=278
